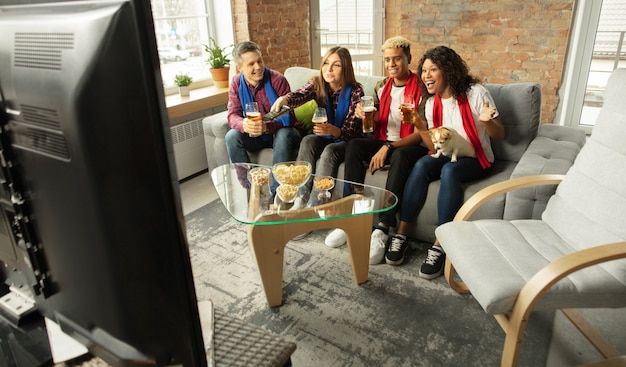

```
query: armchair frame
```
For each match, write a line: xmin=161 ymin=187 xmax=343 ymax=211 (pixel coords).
xmin=443 ymin=174 xmax=626 ymax=367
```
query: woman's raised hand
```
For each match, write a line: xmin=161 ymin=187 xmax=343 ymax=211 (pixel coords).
xmin=270 ymin=96 xmax=287 ymax=112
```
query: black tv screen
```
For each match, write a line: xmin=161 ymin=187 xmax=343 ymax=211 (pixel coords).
xmin=0 ymin=0 xmax=207 ymax=365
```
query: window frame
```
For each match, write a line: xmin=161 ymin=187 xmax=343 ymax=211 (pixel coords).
xmin=555 ymin=0 xmax=603 ymax=134
xmin=151 ymin=0 xmax=234 ymax=94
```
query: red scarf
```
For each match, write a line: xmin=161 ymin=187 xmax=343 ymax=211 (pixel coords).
xmin=432 ymin=93 xmax=491 ymax=169
xmin=375 ymin=71 xmax=420 ymax=140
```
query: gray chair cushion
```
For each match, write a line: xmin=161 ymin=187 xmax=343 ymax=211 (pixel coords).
xmin=436 ymin=219 xmax=626 ymax=314
xmin=542 ymin=69 xmax=626 ymax=251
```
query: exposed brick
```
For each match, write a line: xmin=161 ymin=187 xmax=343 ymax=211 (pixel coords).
xmin=232 ymin=0 xmax=573 ymax=124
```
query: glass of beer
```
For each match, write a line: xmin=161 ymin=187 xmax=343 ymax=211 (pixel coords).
xmin=400 ymin=94 xmax=415 ymax=125
xmin=312 ymin=108 xmax=327 ymax=134
xmin=361 ymin=96 xmax=374 ymax=133
xmin=246 ymin=102 xmax=262 ymax=137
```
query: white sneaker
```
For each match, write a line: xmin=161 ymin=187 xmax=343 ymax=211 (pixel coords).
xmin=289 ymin=197 xmax=304 ymax=210
xmin=324 ymin=229 xmax=346 ymax=248
xmin=369 ymin=229 xmax=389 ymax=264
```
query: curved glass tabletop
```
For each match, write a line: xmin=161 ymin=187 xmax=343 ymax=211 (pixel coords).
xmin=210 ymin=163 xmax=398 ymax=226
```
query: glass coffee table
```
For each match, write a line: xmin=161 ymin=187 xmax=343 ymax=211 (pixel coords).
xmin=210 ymin=163 xmax=397 ymax=307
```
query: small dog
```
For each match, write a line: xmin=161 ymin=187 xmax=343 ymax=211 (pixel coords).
xmin=429 ymin=127 xmax=476 ymax=162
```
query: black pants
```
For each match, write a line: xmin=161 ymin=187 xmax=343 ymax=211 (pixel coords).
xmin=343 ymin=138 xmax=429 ymax=228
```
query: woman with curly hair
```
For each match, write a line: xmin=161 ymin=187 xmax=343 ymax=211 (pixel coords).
xmin=381 ymin=45 xmax=504 ymax=277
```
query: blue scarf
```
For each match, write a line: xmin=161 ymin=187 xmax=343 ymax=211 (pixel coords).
xmin=323 ymin=84 xmax=352 ymax=142
xmin=238 ymin=68 xmax=290 ymax=141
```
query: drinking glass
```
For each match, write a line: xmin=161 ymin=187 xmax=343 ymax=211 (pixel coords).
xmin=361 ymin=96 xmax=374 ymax=133
xmin=246 ymin=102 xmax=261 ymax=137
xmin=312 ymin=108 xmax=327 ymax=135
xmin=400 ymin=94 xmax=415 ymax=125
xmin=312 ymin=107 xmax=327 ymax=125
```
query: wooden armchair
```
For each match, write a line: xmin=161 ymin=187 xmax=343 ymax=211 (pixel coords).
xmin=439 ymin=174 xmax=626 ymax=366
xmin=435 ymin=68 xmax=626 ymax=367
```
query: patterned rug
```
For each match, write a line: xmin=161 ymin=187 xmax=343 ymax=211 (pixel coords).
xmin=185 ymin=199 xmax=555 ymax=367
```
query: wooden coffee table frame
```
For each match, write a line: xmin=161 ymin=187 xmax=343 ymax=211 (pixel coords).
xmin=248 ymin=195 xmax=374 ymax=307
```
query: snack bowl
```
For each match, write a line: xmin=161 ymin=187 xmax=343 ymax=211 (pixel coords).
xmin=276 ymin=184 xmax=299 ymax=203
xmin=313 ymin=176 xmax=335 ymax=191
xmin=247 ymin=166 xmax=270 ymax=186
xmin=271 ymin=161 xmax=312 ymax=187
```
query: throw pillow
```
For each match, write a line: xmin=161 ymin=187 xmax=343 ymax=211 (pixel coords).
xmin=294 ymin=99 xmax=317 ymax=135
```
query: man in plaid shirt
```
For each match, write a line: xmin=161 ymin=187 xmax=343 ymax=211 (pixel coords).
xmin=225 ymin=41 xmax=305 ymax=167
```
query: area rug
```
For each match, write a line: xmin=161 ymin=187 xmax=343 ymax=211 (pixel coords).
xmin=185 ymin=199 xmax=555 ymax=367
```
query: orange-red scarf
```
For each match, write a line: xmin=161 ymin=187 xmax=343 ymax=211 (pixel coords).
xmin=432 ymin=93 xmax=491 ymax=169
xmin=375 ymin=71 xmax=419 ymax=140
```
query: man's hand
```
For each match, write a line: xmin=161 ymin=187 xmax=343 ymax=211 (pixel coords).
xmin=368 ymin=145 xmax=389 ymax=174
xmin=243 ymin=118 xmax=264 ymax=136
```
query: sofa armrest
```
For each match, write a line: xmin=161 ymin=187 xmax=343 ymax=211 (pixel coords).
xmin=454 ymin=174 xmax=564 ymax=222
xmin=503 ymin=124 xmax=586 ymax=220
xmin=204 ymin=110 xmax=230 ymax=139
xmin=203 ymin=111 xmax=230 ymax=173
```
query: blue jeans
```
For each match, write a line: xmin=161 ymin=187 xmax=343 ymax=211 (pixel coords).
xmin=225 ymin=127 xmax=301 ymax=165
xmin=296 ymin=134 xmax=346 ymax=177
xmin=399 ymin=155 xmax=491 ymax=226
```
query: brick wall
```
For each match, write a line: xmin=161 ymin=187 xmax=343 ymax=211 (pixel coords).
xmin=231 ymin=0 xmax=311 ymax=73
xmin=385 ymin=0 xmax=574 ymax=125
xmin=232 ymin=0 xmax=574 ymax=125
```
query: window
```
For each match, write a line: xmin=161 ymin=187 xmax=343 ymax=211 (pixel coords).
xmin=150 ymin=0 xmax=233 ymax=92
xmin=311 ymin=0 xmax=384 ymax=76
xmin=557 ymin=0 xmax=626 ymax=133
xmin=581 ymin=1 xmax=626 ymax=127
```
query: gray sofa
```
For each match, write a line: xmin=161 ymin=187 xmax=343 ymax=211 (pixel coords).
xmin=203 ymin=66 xmax=587 ymax=243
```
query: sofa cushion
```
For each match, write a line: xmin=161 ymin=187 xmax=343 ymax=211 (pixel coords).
xmin=485 ymin=83 xmax=541 ymax=163
xmin=284 ymin=66 xmax=318 ymax=91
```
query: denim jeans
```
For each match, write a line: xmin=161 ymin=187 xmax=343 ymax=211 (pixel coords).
xmin=296 ymin=135 xmax=346 ymax=177
xmin=225 ymin=127 xmax=301 ymax=165
xmin=340 ymin=138 xmax=429 ymax=227
xmin=399 ymin=154 xmax=491 ymax=226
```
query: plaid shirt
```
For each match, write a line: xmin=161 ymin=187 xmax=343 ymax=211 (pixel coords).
xmin=227 ymin=69 xmax=304 ymax=135
xmin=285 ymin=80 xmax=365 ymax=141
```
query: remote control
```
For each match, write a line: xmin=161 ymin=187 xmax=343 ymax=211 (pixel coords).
xmin=263 ymin=105 xmax=290 ymax=120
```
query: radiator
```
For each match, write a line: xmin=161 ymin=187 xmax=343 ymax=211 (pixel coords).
xmin=170 ymin=118 xmax=208 ymax=180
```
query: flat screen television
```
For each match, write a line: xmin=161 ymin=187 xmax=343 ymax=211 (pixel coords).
xmin=0 ymin=0 xmax=208 ymax=366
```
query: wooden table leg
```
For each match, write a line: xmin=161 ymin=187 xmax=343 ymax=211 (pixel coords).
xmin=247 ymin=225 xmax=289 ymax=307
xmin=340 ymin=213 xmax=372 ymax=284
xmin=247 ymin=211 xmax=373 ymax=307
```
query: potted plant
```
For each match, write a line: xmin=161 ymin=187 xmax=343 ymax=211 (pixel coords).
xmin=174 ymin=73 xmax=193 ymax=97
xmin=204 ymin=37 xmax=232 ymax=88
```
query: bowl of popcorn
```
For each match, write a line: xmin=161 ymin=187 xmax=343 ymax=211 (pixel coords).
xmin=276 ymin=183 xmax=299 ymax=203
xmin=313 ymin=176 xmax=335 ymax=191
xmin=271 ymin=161 xmax=312 ymax=187
xmin=247 ymin=166 xmax=270 ymax=186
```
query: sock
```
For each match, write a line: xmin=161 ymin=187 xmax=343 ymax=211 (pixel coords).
xmin=394 ymin=234 xmax=407 ymax=240
xmin=374 ymin=222 xmax=389 ymax=234
xmin=433 ymin=244 xmax=444 ymax=253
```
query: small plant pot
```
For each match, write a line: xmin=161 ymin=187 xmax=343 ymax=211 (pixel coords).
xmin=210 ymin=67 xmax=230 ymax=88
xmin=179 ymin=86 xmax=190 ymax=97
